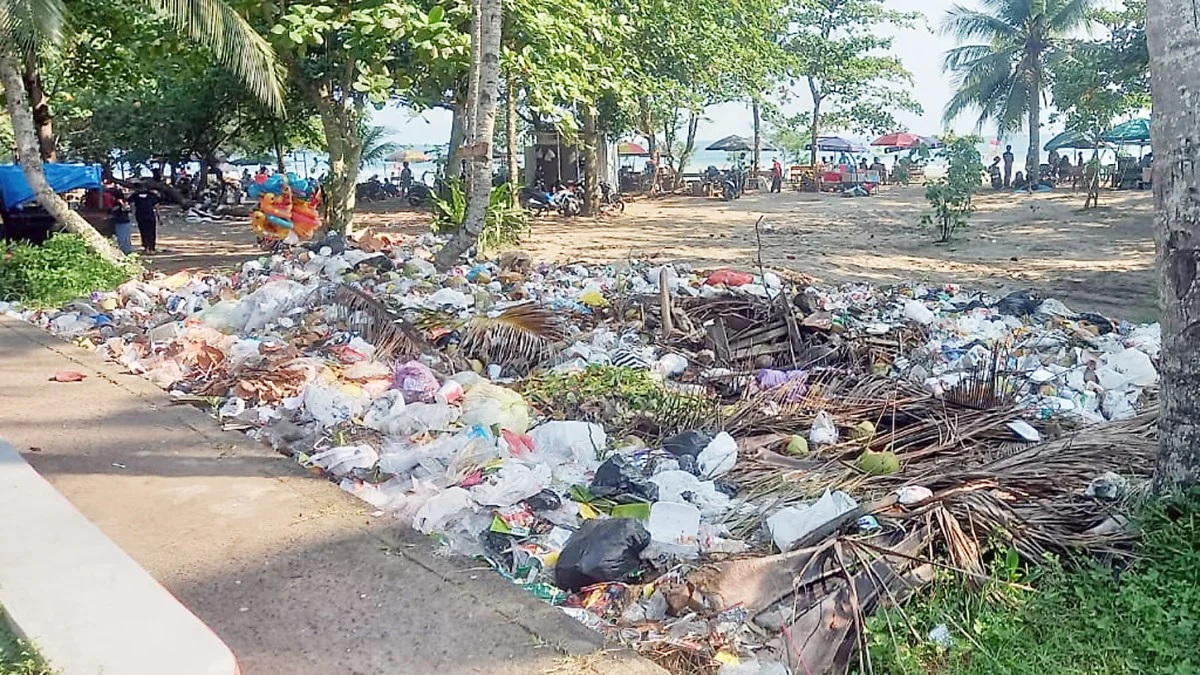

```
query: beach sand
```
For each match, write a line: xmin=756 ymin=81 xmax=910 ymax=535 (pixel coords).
xmin=150 ymin=185 xmax=1158 ymax=321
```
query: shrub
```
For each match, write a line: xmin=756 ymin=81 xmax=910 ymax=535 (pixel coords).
xmin=0 ymin=234 xmax=131 ymax=307
xmin=921 ymin=134 xmax=985 ymax=242
xmin=432 ymin=181 xmax=527 ymax=256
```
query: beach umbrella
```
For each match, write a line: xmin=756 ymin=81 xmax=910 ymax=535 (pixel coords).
xmin=871 ymin=132 xmax=923 ymax=148
xmin=808 ymin=136 xmax=864 ymax=153
xmin=1101 ymin=118 xmax=1151 ymax=145
xmin=1044 ymin=129 xmax=1102 ymax=152
xmin=386 ymin=148 xmax=430 ymax=163
xmin=705 ymin=135 xmax=777 ymax=153
xmin=618 ymin=141 xmax=650 ymax=156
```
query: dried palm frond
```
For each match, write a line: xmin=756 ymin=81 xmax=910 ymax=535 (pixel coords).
xmin=459 ymin=303 xmax=568 ymax=373
xmin=329 ymin=285 xmax=445 ymax=364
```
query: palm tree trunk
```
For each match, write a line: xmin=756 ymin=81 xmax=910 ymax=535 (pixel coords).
xmin=506 ymin=74 xmax=519 ymax=207
xmin=674 ymin=111 xmax=699 ymax=180
xmin=22 ymin=57 xmax=55 ymax=161
xmin=0 ymin=54 xmax=125 ymax=265
xmin=1148 ymin=0 xmax=1200 ymax=490
xmin=435 ymin=0 xmax=502 ymax=269
xmin=448 ymin=98 xmax=467 ymax=178
xmin=1025 ymin=65 xmax=1041 ymax=188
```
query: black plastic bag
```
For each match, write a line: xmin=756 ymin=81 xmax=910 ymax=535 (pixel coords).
xmin=590 ymin=454 xmax=658 ymax=503
xmin=554 ymin=518 xmax=650 ymax=591
xmin=994 ymin=291 xmax=1040 ymax=317
xmin=525 ymin=488 xmax=563 ymax=512
xmin=663 ymin=430 xmax=712 ymax=458
xmin=590 ymin=454 xmax=659 ymax=504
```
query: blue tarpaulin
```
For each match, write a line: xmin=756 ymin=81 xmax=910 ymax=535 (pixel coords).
xmin=0 ymin=163 xmax=103 ymax=208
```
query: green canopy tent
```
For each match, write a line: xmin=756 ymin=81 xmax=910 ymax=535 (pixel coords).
xmin=1101 ymin=118 xmax=1151 ymax=145
xmin=1044 ymin=129 xmax=1102 ymax=152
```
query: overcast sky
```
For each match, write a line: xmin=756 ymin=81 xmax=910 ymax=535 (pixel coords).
xmin=375 ymin=0 xmax=1030 ymax=145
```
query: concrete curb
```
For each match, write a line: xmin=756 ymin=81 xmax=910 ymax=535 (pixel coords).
xmin=0 ymin=437 xmax=239 ymax=675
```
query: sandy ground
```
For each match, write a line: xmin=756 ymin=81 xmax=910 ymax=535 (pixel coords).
xmin=149 ymin=185 xmax=1158 ymax=321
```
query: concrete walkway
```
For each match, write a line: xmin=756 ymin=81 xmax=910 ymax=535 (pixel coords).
xmin=0 ymin=316 xmax=661 ymax=675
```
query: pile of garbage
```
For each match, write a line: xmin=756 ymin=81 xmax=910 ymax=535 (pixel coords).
xmin=2 ymin=233 xmax=1163 ymax=674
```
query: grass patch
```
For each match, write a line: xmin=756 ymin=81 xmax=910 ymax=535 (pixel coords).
xmin=0 ymin=612 xmax=53 ymax=675
xmin=863 ymin=491 xmax=1200 ymax=674
xmin=0 ymin=234 xmax=130 ymax=308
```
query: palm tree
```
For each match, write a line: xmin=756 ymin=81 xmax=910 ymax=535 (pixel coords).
xmin=358 ymin=124 xmax=400 ymax=169
xmin=1 ymin=0 xmax=282 ymax=263
xmin=942 ymin=0 xmax=1094 ymax=181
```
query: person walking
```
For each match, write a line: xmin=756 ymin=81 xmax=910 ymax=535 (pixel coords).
xmin=130 ymin=185 xmax=162 ymax=254
xmin=770 ymin=158 xmax=783 ymax=193
xmin=1002 ymin=144 xmax=1015 ymax=188
xmin=104 ymin=183 xmax=134 ymax=255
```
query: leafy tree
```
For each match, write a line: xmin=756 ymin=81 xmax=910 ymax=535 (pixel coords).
xmin=621 ymin=0 xmax=785 ymax=177
xmin=921 ymin=134 xmax=984 ymax=242
xmin=942 ymin=0 xmax=1095 ymax=183
xmin=1 ymin=0 xmax=283 ymax=263
xmin=782 ymin=0 xmax=921 ymax=168
xmin=1048 ymin=0 xmax=1148 ymax=207
xmin=241 ymin=0 xmax=468 ymax=234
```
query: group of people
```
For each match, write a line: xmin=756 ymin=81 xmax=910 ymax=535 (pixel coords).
xmin=103 ymin=181 xmax=162 ymax=255
xmin=988 ymin=144 xmax=1093 ymax=191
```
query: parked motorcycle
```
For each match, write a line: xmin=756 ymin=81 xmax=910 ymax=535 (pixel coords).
xmin=599 ymin=181 xmax=625 ymax=213
xmin=522 ymin=182 xmax=556 ymax=216
xmin=720 ymin=168 xmax=743 ymax=202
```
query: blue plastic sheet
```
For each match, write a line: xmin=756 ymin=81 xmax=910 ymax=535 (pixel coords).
xmin=0 ymin=163 xmax=103 ymax=208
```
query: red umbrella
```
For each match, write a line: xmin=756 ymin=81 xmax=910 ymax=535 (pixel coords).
xmin=871 ymin=132 xmax=924 ymax=148
xmin=618 ymin=141 xmax=649 ymax=156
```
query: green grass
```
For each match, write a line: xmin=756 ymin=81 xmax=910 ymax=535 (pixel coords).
xmin=0 ymin=613 xmax=53 ymax=675
xmin=863 ymin=492 xmax=1200 ymax=675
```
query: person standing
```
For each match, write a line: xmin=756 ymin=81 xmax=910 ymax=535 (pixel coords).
xmin=105 ymin=184 xmax=134 ymax=255
xmin=399 ymin=161 xmax=413 ymax=199
xmin=130 ymin=186 xmax=162 ymax=254
xmin=770 ymin=158 xmax=784 ymax=193
xmin=1002 ymin=144 xmax=1015 ymax=188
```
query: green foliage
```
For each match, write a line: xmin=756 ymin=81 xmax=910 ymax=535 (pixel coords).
xmin=862 ymin=491 xmax=1200 ymax=675
xmin=782 ymin=0 xmax=921 ymax=160
xmin=522 ymin=365 xmax=689 ymax=423
xmin=432 ymin=180 xmax=526 ymax=256
xmin=358 ymin=123 xmax=399 ymax=168
xmin=921 ymin=135 xmax=984 ymax=242
xmin=1049 ymin=0 xmax=1148 ymax=138
xmin=0 ymin=612 xmax=52 ymax=675
xmin=0 ymin=234 xmax=130 ymax=307
xmin=765 ymin=109 xmax=814 ymax=164
xmin=942 ymin=0 xmax=1094 ymax=174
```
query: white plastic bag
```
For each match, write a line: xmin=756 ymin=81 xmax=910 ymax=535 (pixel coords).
xmin=697 ymin=432 xmax=738 ymax=478
xmin=809 ymin=411 xmax=839 ymax=446
xmin=303 ymin=382 xmax=368 ymax=428
xmin=308 ymin=444 xmax=379 ymax=477
xmin=648 ymin=501 xmax=701 ymax=545
xmin=470 ymin=459 xmax=551 ymax=507
xmin=903 ymin=300 xmax=936 ymax=325
xmin=378 ymin=402 xmax=459 ymax=436
xmin=413 ymin=487 xmax=475 ymax=534
xmin=649 ymin=470 xmax=732 ymax=518
xmin=766 ymin=489 xmax=858 ymax=552
xmin=527 ymin=421 xmax=606 ymax=474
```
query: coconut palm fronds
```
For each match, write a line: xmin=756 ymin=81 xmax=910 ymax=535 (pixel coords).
xmin=329 ymin=284 xmax=440 ymax=362
xmin=459 ymin=303 xmax=568 ymax=373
